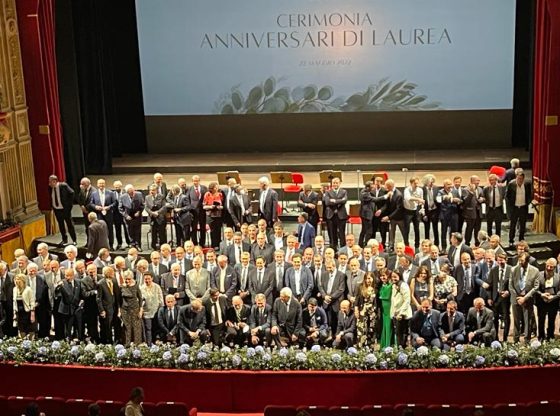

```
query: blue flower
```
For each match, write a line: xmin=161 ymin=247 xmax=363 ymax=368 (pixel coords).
xmin=150 ymin=345 xmax=160 ymax=354
xmin=70 ymin=346 xmax=80 ymax=356
xmin=383 ymin=346 xmax=394 ymax=354
xmin=490 ymin=341 xmax=502 ymax=350
xmin=197 ymin=351 xmax=207 ymax=360
xmin=365 ymin=353 xmax=377 ymax=365
xmin=455 ymin=344 xmax=464 ymax=353
xmin=279 ymin=348 xmax=289 ymax=357
xmin=397 ymin=352 xmax=408 ymax=366
xmin=255 ymin=345 xmax=265 ymax=354
xmin=162 ymin=351 xmax=172 ymax=361
xmin=331 ymin=353 xmax=342 ymax=363
xmin=346 ymin=347 xmax=358 ymax=356
xmin=179 ymin=344 xmax=190 ymax=354
xmin=507 ymin=350 xmax=518 ymax=359
xmin=132 ymin=349 xmax=142 ymax=359
xmin=178 ymin=353 xmax=189 ymax=364
xmin=530 ymin=340 xmax=542 ymax=349
xmin=117 ymin=349 xmax=127 ymax=359
xmin=474 ymin=355 xmax=485 ymax=367
xmin=7 ymin=346 xmax=17 ymax=355
xmin=22 ymin=340 xmax=32 ymax=350
xmin=416 ymin=346 xmax=429 ymax=356
xmin=114 ymin=344 xmax=125 ymax=352
xmin=37 ymin=346 xmax=48 ymax=355
xmin=262 ymin=353 xmax=272 ymax=361
xmin=220 ymin=346 xmax=231 ymax=353
xmin=311 ymin=345 xmax=321 ymax=353
xmin=438 ymin=354 xmax=450 ymax=365
xmin=95 ymin=352 xmax=105 ymax=363
xmin=296 ymin=352 xmax=307 ymax=362
xmin=51 ymin=341 xmax=61 ymax=351
xmin=231 ymin=354 xmax=242 ymax=366
xmin=379 ymin=360 xmax=388 ymax=370
xmin=246 ymin=347 xmax=256 ymax=357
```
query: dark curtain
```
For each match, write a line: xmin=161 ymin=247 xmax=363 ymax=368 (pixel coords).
xmin=55 ymin=0 xmax=146 ymax=181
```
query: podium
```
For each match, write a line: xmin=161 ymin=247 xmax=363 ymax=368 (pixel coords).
xmin=217 ymin=171 xmax=241 ymax=186
xmin=271 ymin=171 xmax=292 ymax=212
xmin=319 ymin=170 xmax=342 ymax=186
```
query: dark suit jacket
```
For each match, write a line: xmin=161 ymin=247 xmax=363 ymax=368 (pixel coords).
xmin=251 ymin=243 xmax=274 ymax=265
xmin=226 ymin=242 xmax=252 ymax=266
xmin=386 ymin=188 xmax=404 ymax=221
xmin=186 ymin=184 xmax=208 ymax=213
xmin=87 ymin=220 xmax=110 ymax=255
xmin=49 ymin=182 xmax=75 ymax=211
xmin=359 ymin=188 xmax=376 ymax=220
xmin=423 ymin=185 xmax=439 ymax=213
xmin=119 ymin=191 xmax=145 ymax=219
xmin=203 ymin=296 xmax=228 ymax=326
xmin=0 ymin=272 xmax=14 ymax=302
xmin=148 ymin=263 xmax=168 ymax=284
xmin=437 ymin=188 xmax=459 ymax=220
xmin=233 ymin=263 xmax=256 ymax=294
xmin=148 ymin=182 xmax=168 ymax=197
xmin=178 ymin=304 xmax=207 ymax=333
xmin=145 ymin=193 xmax=168 ymax=225
xmin=488 ymin=265 xmax=512 ymax=302
xmin=284 ymin=267 xmax=314 ymax=301
xmin=462 ymin=187 xmax=483 ymax=219
xmin=31 ymin=275 xmax=49 ymax=312
xmin=439 ymin=311 xmax=465 ymax=338
xmin=96 ymin=277 xmax=121 ymax=314
xmin=80 ymin=274 xmax=100 ymax=311
xmin=302 ymin=306 xmax=329 ymax=332
xmin=258 ymin=188 xmax=279 ymax=226
xmin=89 ymin=189 xmax=118 ymax=218
xmin=78 ymin=186 xmax=96 ymax=213
xmin=465 ymin=307 xmax=495 ymax=335
xmin=174 ymin=193 xmax=192 ymax=227
xmin=225 ymin=304 xmax=251 ymax=325
xmin=230 ymin=193 xmax=252 ymax=226
xmin=249 ymin=267 xmax=274 ymax=302
xmin=297 ymin=191 xmax=319 ymax=225
xmin=157 ymin=305 xmax=180 ymax=336
xmin=324 ymin=188 xmax=348 ymax=220
xmin=447 ymin=243 xmax=474 ymax=263
xmin=161 ymin=273 xmax=187 ymax=305
xmin=505 ymin=180 xmax=532 ymax=207
xmin=249 ymin=304 xmax=273 ymax=330
xmin=296 ymin=222 xmax=315 ymax=250
xmin=335 ymin=311 xmax=356 ymax=336
xmin=272 ymin=297 xmax=302 ymax=334
xmin=453 ymin=263 xmax=479 ymax=300
xmin=410 ymin=309 xmax=442 ymax=341
xmin=211 ymin=266 xmax=238 ymax=300
xmin=318 ymin=270 xmax=345 ymax=311
xmin=57 ymin=279 xmax=82 ymax=315
xmin=482 ymin=185 xmax=506 ymax=208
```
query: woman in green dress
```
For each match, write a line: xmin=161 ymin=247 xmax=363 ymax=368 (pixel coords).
xmin=378 ymin=268 xmax=394 ymax=348
xmin=354 ymin=272 xmax=377 ymax=347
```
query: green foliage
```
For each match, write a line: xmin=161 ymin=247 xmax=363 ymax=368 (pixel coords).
xmin=216 ymin=76 xmax=441 ymax=114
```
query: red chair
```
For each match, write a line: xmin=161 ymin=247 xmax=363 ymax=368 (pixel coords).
xmin=155 ymin=401 xmax=190 ymax=416
xmin=96 ymin=400 xmax=125 ymax=416
xmin=348 ymin=216 xmax=362 ymax=233
xmin=7 ymin=396 xmax=35 ymax=416
xmin=362 ymin=404 xmax=395 ymax=416
xmin=378 ymin=242 xmax=385 ymax=252
xmin=404 ymin=245 xmax=415 ymax=258
xmin=297 ymin=405 xmax=330 ymax=416
xmin=285 ymin=172 xmax=304 ymax=193
xmin=264 ymin=405 xmax=298 ymax=416
xmin=459 ymin=404 xmax=486 ymax=416
xmin=426 ymin=404 xmax=462 ymax=416
xmin=143 ymin=402 xmax=157 ymax=415
xmin=277 ymin=203 xmax=283 ymax=216
xmin=36 ymin=396 xmax=66 ymax=416
xmin=493 ymin=403 xmax=528 ymax=416
xmin=65 ymin=399 xmax=95 ymax=416
xmin=394 ymin=404 xmax=428 ymax=416
xmin=329 ymin=406 xmax=363 ymax=416
xmin=525 ymin=400 xmax=560 ymax=416
xmin=489 ymin=165 xmax=507 ymax=179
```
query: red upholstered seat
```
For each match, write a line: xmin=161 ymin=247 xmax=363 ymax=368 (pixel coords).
xmin=394 ymin=403 xmax=428 ymax=416
xmin=285 ymin=172 xmax=304 ymax=193
xmin=348 ymin=217 xmax=362 ymax=225
xmin=96 ymin=399 xmax=125 ymax=416
xmin=264 ymin=405 xmax=298 ymax=416
xmin=155 ymin=401 xmax=191 ymax=416
xmin=297 ymin=405 xmax=330 ymax=416
xmin=65 ymin=399 xmax=95 ymax=416
xmin=7 ymin=396 xmax=35 ymax=416
xmin=361 ymin=404 xmax=395 ymax=416
xmin=404 ymin=246 xmax=415 ymax=258
xmin=492 ymin=403 xmax=528 ymax=416
xmin=329 ymin=406 xmax=363 ymax=416
xmin=525 ymin=400 xmax=560 ymax=416
xmin=378 ymin=243 xmax=385 ymax=252
xmin=459 ymin=404 xmax=487 ymax=416
xmin=36 ymin=396 xmax=65 ymax=416
xmin=426 ymin=404 xmax=462 ymax=416
xmin=277 ymin=204 xmax=283 ymax=216
xmin=143 ymin=401 xmax=157 ymax=415
xmin=489 ymin=165 xmax=507 ymax=178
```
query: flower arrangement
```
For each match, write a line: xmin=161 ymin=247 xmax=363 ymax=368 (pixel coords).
xmin=1 ymin=337 xmax=559 ymax=371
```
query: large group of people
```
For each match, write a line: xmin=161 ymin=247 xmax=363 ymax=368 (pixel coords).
xmin=0 ymin=159 xmax=552 ymax=350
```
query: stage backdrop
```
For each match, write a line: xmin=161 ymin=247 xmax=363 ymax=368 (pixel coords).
xmin=135 ymin=0 xmax=517 ymax=152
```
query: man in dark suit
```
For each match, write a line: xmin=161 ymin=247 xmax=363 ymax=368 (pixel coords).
xmin=381 ymin=179 xmax=404 ymax=253
xmin=323 ymin=177 xmax=348 ymax=250
xmin=161 ymin=263 xmax=187 ymax=306
xmin=267 ymin=250 xmax=291 ymax=303
xmin=454 ymin=252 xmax=479 ymax=314
xmin=48 ymin=175 xmax=77 ymax=246
xmin=447 ymin=233 xmax=474 ymax=269
xmin=78 ymin=177 xmax=96 ymax=245
xmin=97 ymin=266 xmax=122 ymax=344
xmin=81 ymin=263 xmax=100 ymax=342
xmin=422 ymin=174 xmax=440 ymax=247
xmin=296 ymin=212 xmax=315 ymax=250
xmin=57 ymin=267 xmax=83 ymax=339
xmin=211 ymin=254 xmax=238 ymax=303
xmin=535 ymin=258 xmax=560 ymax=341
xmin=27 ymin=263 xmax=50 ymax=338
xmin=185 ymin=175 xmax=208 ymax=246
xmin=225 ymin=295 xmax=251 ymax=345
xmin=148 ymin=251 xmax=168 ymax=285
xmin=251 ymin=233 xmax=274 ymax=265
xmin=487 ymin=253 xmax=512 ymax=341
xmin=230 ymin=185 xmax=252 ymax=230
xmin=249 ymin=256 xmax=274 ymax=305
xmin=371 ymin=176 xmax=389 ymax=246
xmin=437 ymin=179 xmax=461 ymax=251
xmin=157 ymin=294 xmax=181 ymax=343
xmin=119 ymin=184 xmax=145 ymax=250
xmin=466 ymin=297 xmax=496 ymax=346
xmin=410 ymin=299 xmax=442 ymax=349
xmin=112 ymin=180 xmax=131 ymax=250
xmin=509 ymin=253 xmax=540 ymax=342
xmin=317 ymin=260 xmax=345 ymax=336
xmin=249 ymin=293 xmax=273 ymax=345
xmin=505 ymin=169 xmax=532 ymax=246
xmin=271 ymin=287 xmax=303 ymax=347
xmin=462 ymin=177 xmax=483 ymax=246
xmin=257 ymin=177 xmax=279 ymax=230
xmin=145 ymin=184 xmax=169 ymax=251
xmin=297 ymin=185 xmax=319 ymax=231
xmin=86 ymin=213 xmax=110 ymax=259
xmin=233 ymin=252 xmax=255 ymax=305
xmin=332 ymin=300 xmax=355 ymax=348
xmin=89 ymin=178 xmax=118 ymax=250
xmin=32 ymin=242 xmax=59 ymax=271
xmin=225 ymin=232 xmax=251 ymax=266
xmin=203 ymin=288 xmax=228 ymax=345
xmin=284 ymin=254 xmax=314 ymax=305
xmin=300 ymin=297 xmax=329 ymax=347
xmin=439 ymin=300 xmax=465 ymax=350
xmin=178 ymin=299 xmax=209 ymax=345
xmin=358 ymin=181 xmax=376 ymax=247
xmin=0 ymin=263 xmax=16 ymax=337
xmin=483 ymin=173 xmax=506 ymax=238
xmin=149 ymin=172 xmax=168 ymax=197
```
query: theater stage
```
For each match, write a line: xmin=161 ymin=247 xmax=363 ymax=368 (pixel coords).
xmin=0 ymin=363 xmax=558 ymax=413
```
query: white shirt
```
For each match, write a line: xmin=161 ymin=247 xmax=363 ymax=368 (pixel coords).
xmin=403 ymin=186 xmax=424 ymax=211
xmin=260 ymin=189 xmax=268 ymax=212
xmin=51 ymin=185 xmax=63 ymax=209
xmin=515 ymin=183 xmax=526 ymax=207
xmin=294 ymin=268 xmax=301 ymax=295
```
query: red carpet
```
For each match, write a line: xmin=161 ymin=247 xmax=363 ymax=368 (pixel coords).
xmin=0 ymin=363 xmax=559 ymax=413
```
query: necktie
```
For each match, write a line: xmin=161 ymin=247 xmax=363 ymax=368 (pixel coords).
xmin=477 ymin=311 xmax=482 ymax=328
xmin=258 ymin=270 xmax=262 ymax=285
xmin=448 ymin=314 xmax=453 ymax=331
xmin=520 ymin=269 xmax=526 ymax=291
xmin=491 ymin=187 xmax=496 ymax=208
xmin=70 ymin=261 xmax=74 ymax=269
xmin=276 ymin=266 xmax=282 ymax=287
xmin=465 ymin=267 xmax=471 ymax=293
xmin=327 ymin=273 xmax=334 ymax=293
xmin=167 ymin=309 xmax=172 ymax=326
xmin=499 ymin=268 xmax=504 ymax=290
xmin=213 ymin=302 xmax=220 ymax=325
xmin=242 ymin=268 xmax=247 ymax=290
xmin=237 ymin=246 xmax=241 ymax=262
xmin=54 ymin=187 xmax=61 ymax=207
xmin=259 ymin=308 xmax=264 ymax=324
xmin=118 ymin=272 xmax=124 ymax=286
xmin=195 ymin=187 xmax=200 ymax=199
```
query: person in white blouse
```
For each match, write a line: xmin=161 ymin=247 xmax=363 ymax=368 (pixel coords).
xmin=390 ymin=271 xmax=412 ymax=348
xmin=140 ymin=272 xmax=164 ymax=345
xmin=13 ymin=273 xmax=35 ymax=337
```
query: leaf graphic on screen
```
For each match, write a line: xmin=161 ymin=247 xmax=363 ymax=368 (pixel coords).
xmin=213 ymin=76 xmax=441 ymax=114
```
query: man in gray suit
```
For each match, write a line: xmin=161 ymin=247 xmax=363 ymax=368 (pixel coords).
xmin=509 ymin=253 xmax=539 ymax=342
xmin=86 ymin=212 xmax=109 ymax=259
xmin=332 ymin=300 xmax=356 ymax=349
xmin=177 ymin=299 xmax=209 ymax=345
xmin=284 ymin=254 xmax=314 ymax=305
xmin=487 ymin=253 xmax=512 ymax=341
xmin=161 ymin=263 xmax=187 ymax=306
xmin=233 ymin=251 xmax=254 ymax=305
xmin=317 ymin=260 xmax=345 ymax=335
xmin=323 ymin=177 xmax=348 ymax=250
xmin=535 ymin=258 xmax=560 ymax=341
xmin=466 ymin=297 xmax=496 ymax=346
xmin=249 ymin=293 xmax=273 ymax=346
xmin=257 ymin=176 xmax=279 ymax=229
xmin=249 ymin=256 xmax=274 ymax=305
xmin=251 ymin=233 xmax=274 ymax=265
xmin=346 ymin=258 xmax=365 ymax=304
xmin=211 ymin=255 xmax=238 ymax=303
xmin=271 ymin=287 xmax=302 ymax=347
xmin=185 ymin=256 xmax=211 ymax=303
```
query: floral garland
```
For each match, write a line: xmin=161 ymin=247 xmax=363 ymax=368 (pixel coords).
xmin=1 ymin=338 xmax=560 ymax=371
